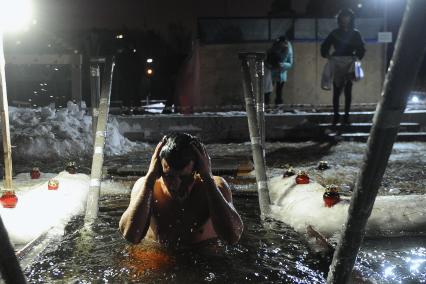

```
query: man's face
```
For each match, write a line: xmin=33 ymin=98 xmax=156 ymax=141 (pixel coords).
xmin=161 ymin=159 xmax=196 ymax=201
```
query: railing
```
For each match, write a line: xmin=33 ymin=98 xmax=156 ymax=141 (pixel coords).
xmin=198 ymin=17 xmax=384 ymax=44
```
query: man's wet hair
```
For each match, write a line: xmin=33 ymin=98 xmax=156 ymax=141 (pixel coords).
xmin=159 ymin=133 xmax=204 ymax=170
xmin=337 ymin=8 xmax=355 ymax=29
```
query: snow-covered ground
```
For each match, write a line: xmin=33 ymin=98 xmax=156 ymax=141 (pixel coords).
xmin=268 ymin=175 xmax=426 ymax=239
xmin=1 ymin=172 xmax=90 ymax=245
xmin=1 ymin=171 xmax=130 ymax=246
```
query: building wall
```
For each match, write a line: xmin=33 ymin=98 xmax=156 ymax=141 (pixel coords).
xmin=199 ymin=41 xmax=385 ymax=107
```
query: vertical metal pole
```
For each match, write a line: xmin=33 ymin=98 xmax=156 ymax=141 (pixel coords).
xmin=0 ymin=33 xmax=26 ymax=284
xmin=0 ymin=34 xmax=12 ymax=191
xmin=255 ymin=57 xmax=266 ymax=148
xmin=239 ymin=53 xmax=271 ymax=218
xmin=90 ymin=61 xmax=101 ymax=141
xmin=383 ymin=0 xmax=389 ymax=75
xmin=327 ymin=1 xmax=426 ymax=282
xmin=0 ymin=217 xmax=26 ymax=284
xmin=84 ymin=57 xmax=115 ymax=224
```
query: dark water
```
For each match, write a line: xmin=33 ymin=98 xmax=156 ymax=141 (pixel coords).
xmin=24 ymin=195 xmax=326 ymax=283
xmin=19 ymin=141 xmax=426 ymax=282
xmin=25 ymin=194 xmax=324 ymax=283
xmin=22 ymin=195 xmax=426 ymax=283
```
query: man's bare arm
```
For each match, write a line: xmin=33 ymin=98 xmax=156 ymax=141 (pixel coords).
xmin=203 ymin=175 xmax=244 ymax=244
xmin=119 ymin=176 xmax=156 ymax=243
xmin=119 ymin=139 xmax=165 ymax=243
xmin=192 ymin=142 xmax=243 ymax=244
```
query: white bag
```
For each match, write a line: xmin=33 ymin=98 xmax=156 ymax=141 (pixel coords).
xmin=321 ymin=61 xmax=333 ymax=90
xmin=354 ymin=60 xmax=364 ymax=81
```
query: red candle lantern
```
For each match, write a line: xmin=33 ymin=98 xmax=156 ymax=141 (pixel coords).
xmin=0 ymin=191 xmax=18 ymax=208
xmin=30 ymin=167 xmax=41 ymax=179
xmin=295 ymin=171 xmax=309 ymax=184
xmin=48 ymin=179 xmax=59 ymax=190
xmin=323 ymin=185 xmax=341 ymax=208
xmin=65 ymin=161 xmax=77 ymax=174
xmin=283 ymin=167 xmax=296 ymax=178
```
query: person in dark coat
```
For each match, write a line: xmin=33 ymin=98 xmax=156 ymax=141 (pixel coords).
xmin=321 ymin=8 xmax=366 ymax=125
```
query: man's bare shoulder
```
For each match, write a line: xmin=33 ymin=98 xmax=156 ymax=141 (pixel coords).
xmin=211 ymin=175 xmax=233 ymax=202
xmin=130 ymin=176 xmax=161 ymax=200
xmin=211 ymin=175 xmax=227 ymax=187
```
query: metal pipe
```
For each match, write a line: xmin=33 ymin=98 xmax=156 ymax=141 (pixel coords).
xmin=0 ymin=34 xmax=13 ymax=191
xmin=90 ymin=63 xmax=101 ymax=142
xmin=0 ymin=217 xmax=26 ymax=284
xmin=327 ymin=1 xmax=426 ymax=282
xmin=85 ymin=57 xmax=115 ymax=224
xmin=239 ymin=52 xmax=271 ymax=218
xmin=255 ymin=57 xmax=266 ymax=148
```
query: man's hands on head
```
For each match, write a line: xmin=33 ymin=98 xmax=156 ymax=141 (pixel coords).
xmin=191 ymin=142 xmax=213 ymax=180
xmin=146 ymin=136 xmax=167 ymax=183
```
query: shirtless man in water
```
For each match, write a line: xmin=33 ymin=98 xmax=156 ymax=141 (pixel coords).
xmin=119 ymin=133 xmax=243 ymax=247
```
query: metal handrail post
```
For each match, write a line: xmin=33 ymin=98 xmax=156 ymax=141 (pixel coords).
xmin=327 ymin=1 xmax=426 ymax=282
xmin=84 ymin=57 xmax=115 ymax=224
xmin=239 ymin=52 xmax=271 ymax=218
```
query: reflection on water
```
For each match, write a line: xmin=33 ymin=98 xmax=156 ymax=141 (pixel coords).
xmin=25 ymin=196 xmax=325 ymax=283
xmin=357 ymin=238 xmax=426 ymax=283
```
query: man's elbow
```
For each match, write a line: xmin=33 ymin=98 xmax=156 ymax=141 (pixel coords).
xmin=119 ymin=219 xmax=143 ymax=244
xmin=222 ymin=223 xmax=244 ymax=245
xmin=123 ymin=233 xmax=142 ymax=244
xmin=120 ymin=226 xmax=143 ymax=244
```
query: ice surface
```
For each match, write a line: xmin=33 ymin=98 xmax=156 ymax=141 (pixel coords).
xmin=268 ymin=175 xmax=426 ymax=238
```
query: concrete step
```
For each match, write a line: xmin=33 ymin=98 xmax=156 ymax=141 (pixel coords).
xmin=339 ymin=132 xmax=426 ymax=142
xmin=116 ymin=110 xmax=426 ymax=143
xmin=318 ymin=122 xmax=421 ymax=133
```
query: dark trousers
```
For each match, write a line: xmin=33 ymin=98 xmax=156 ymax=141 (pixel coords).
xmin=274 ymin=81 xmax=285 ymax=105
xmin=265 ymin=81 xmax=285 ymax=105
xmin=333 ymin=80 xmax=352 ymax=119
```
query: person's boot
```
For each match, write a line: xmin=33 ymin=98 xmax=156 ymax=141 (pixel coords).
xmin=332 ymin=114 xmax=340 ymax=126
xmin=343 ymin=114 xmax=350 ymax=125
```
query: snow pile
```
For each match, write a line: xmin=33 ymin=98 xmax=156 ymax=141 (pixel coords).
xmin=0 ymin=171 xmax=90 ymax=245
xmin=268 ymin=175 xmax=426 ymax=238
xmin=1 ymin=172 xmax=131 ymax=245
xmin=8 ymin=102 xmax=146 ymax=159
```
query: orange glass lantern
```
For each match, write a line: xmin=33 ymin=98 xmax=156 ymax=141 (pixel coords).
xmin=283 ymin=167 xmax=296 ymax=178
xmin=65 ymin=161 xmax=77 ymax=174
xmin=295 ymin=171 xmax=309 ymax=184
xmin=30 ymin=167 xmax=41 ymax=179
xmin=0 ymin=191 xmax=18 ymax=208
xmin=48 ymin=179 xmax=59 ymax=190
xmin=323 ymin=185 xmax=340 ymax=207
xmin=317 ymin=161 xmax=330 ymax=171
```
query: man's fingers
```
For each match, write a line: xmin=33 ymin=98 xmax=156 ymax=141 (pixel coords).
xmin=153 ymin=136 xmax=167 ymax=155
xmin=191 ymin=142 xmax=202 ymax=156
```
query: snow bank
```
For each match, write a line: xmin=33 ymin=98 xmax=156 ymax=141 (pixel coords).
xmin=8 ymin=102 xmax=146 ymax=160
xmin=268 ymin=176 xmax=426 ymax=238
xmin=1 ymin=172 xmax=130 ymax=245
xmin=1 ymin=171 xmax=90 ymax=245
